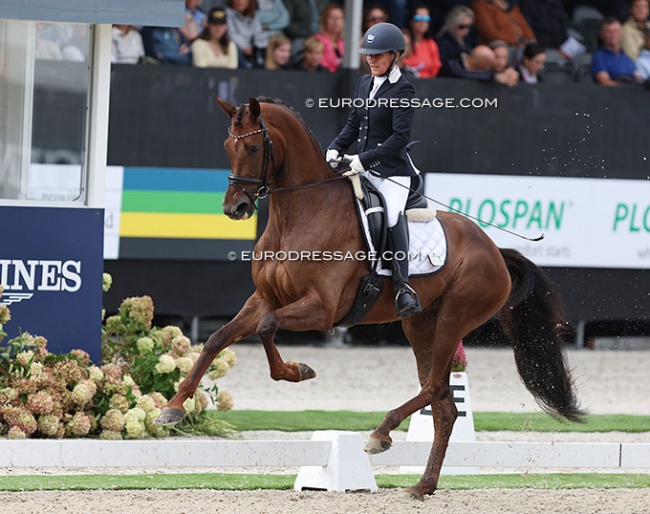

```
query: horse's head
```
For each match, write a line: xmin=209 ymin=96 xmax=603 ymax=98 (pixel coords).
xmin=217 ymin=97 xmax=277 ymax=221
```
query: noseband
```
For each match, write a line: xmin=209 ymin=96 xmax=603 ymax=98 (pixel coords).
xmin=227 ymin=112 xmax=276 ymax=208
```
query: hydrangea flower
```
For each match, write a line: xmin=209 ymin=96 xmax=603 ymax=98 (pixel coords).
xmin=208 ymin=359 xmax=230 ymax=380
xmin=7 ymin=426 xmax=27 ymax=439
xmin=0 ymin=304 xmax=11 ymax=324
xmin=100 ymin=409 xmax=126 ymax=432
xmin=216 ymin=391 xmax=234 ymax=412
xmin=26 ymin=390 xmax=55 ymax=415
xmin=219 ymin=348 xmax=237 ymax=368
xmin=182 ymin=397 xmax=196 ymax=415
xmin=99 ymin=430 xmax=123 ymax=440
xmin=109 ymin=394 xmax=130 ymax=414
xmin=102 ymin=273 xmax=112 ymax=293
xmin=175 ymin=356 xmax=193 ymax=375
xmin=38 ymin=415 xmax=62 ymax=437
xmin=71 ymin=380 xmax=97 ymax=408
xmin=88 ymin=365 xmax=104 ymax=383
xmin=119 ymin=296 xmax=154 ymax=330
xmin=171 ymin=336 xmax=191 ymax=358
xmin=154 ymin=355 xmax=176 ymax=374
xmin=2 ymin=406 xmax=38 ymax=435
xmin=136 ymin=337 xmax=154 ymax=354
xmin=136 ymin=395 xmax=156 ymax=413
xmin=66 ymin=412 xmax=92 ymax=436
xmin=16 ymin=350 xmax=34 ymax=367
xmin=124 ymin=407 xmax=147 ymax=439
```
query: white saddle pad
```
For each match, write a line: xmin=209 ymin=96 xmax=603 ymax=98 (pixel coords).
xmin=357 ymin=199 xmax=448 ymax=277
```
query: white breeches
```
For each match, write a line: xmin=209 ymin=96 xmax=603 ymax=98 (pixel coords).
xmin=364 ymin=173 xmax=411 ymax=227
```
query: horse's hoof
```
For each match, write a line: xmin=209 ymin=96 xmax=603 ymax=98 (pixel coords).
xmin=154 ymin=408 xmax=186 ymax=426
xmin=364 ymin=436 xmax=392 ymax=454
xmin=405 ymin=488 xmax=426 ymax=501
xmin=297 ymin=362 xmax=316 ymax=381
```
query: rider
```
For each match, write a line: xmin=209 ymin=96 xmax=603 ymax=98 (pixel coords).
xmin=326 ymin=22 xmax=422 ymax=318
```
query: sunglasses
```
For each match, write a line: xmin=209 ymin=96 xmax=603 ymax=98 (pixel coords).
xmin=456 ymin=24 xmax=472 ymax=30
xmin=413 ymin=15 xmax=431 ymax=22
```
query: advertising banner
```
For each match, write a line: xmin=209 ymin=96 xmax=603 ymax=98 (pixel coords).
xmin=425 ymin=174 xmax=650 ymax=269
xmin=0 ymin=206 xmax=104 ymax=362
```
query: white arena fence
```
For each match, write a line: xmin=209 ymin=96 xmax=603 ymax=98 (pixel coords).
xmin=2 ymin=431 xmax=649 ymax=492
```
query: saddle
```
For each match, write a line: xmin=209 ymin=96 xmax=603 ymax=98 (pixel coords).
xmin=334 ymin=173 xmax=437 ymax=327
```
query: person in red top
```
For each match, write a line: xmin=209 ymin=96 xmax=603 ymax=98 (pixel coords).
xmin=403 ymin=5 xmax=442 ymax=78
xmin=314 ymin=4 xmax=345 ymax=72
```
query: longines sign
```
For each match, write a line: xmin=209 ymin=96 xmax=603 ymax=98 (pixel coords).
xmin=0 ymin=206 xmax=103 ymax=362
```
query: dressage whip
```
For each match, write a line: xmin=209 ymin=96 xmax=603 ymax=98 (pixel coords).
xmin=332 ymin=157 xmax=544 ymax=242
xmin=376 ymin=172 xmax=545 ymax=242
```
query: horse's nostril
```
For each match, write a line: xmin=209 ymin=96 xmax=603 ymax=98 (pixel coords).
xmin=235 ymin=202 xmax=249 ymax=215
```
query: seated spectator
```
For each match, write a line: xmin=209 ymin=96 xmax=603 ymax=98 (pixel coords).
xmin=258 ymin=0 xmax=290 ymax=35
xmin=403 ymin=5 xmax=442 ymax=78
xmin=293 ymin=36 xmax=327 ymax=72
xmin=592 ymin=17 xmax=642 ymax=84
xmin=315 ymin=4 xmax=345 ymax=72
xmin=636 ymin=27 xmax=650 ymax=78
xmin=622 ymin=0 xmax=650 ymax=60
xmin=182 ymin=0 xmax=207 ymax=42
xmin=191 ymin=8 xmax=239 ymax=68
xmin=364 ymin=4 xmax=390 ymax=32
xmin=141 ymin=26 xmax=193 ymax=65
xmin=471 ymin=0 xmax=536 ymax=46
xmin=489 ymin=38 xmax=510 ymax=70
xmin=226 ymin=0 xmax=269 ymax=68
xmin=436 ymin=5 xmax=476 ymax=77
xmin=359 ymin=4 xmax=390 ymax=70
xmin=517 ymin=42 xmax=546 ymax=82
xmin=265 ymin=33 xmax=292 ymax=69
xmin=446 ymin=44 xmax=519 ymax=85
xmin=398 ymin=29 xmax=422 ymax=79
xmin=111 ymin=25 xmax=145 ymax=64
xmin=519 ymin=0 xmax=570 ymax=52
xmin=283 ymin=0 xmax=328 ymax=49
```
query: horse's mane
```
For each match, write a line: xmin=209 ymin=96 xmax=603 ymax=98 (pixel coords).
xmin=236 ymin=96 xmax=324 ymax=153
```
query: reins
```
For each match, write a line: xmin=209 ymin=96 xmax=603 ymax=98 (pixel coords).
xmin=226 ymin=111 xmax=543 ymax=242
xmin=227 ymin=110 xmax=346 ymax=207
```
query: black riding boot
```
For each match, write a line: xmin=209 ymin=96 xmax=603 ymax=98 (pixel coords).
xmin=388 ymin=213 xmax=422 ymax=317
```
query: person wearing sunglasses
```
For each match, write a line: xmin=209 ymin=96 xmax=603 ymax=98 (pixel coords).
xmin=403 ymin=5 xmax=442 ymax=78
xmin=435 ymin=5 xmax=476 ymax=77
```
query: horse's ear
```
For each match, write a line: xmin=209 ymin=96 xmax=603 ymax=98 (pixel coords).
xmin=215 ymin=96 xmax=236 ymax=117
xmin=248 ymin=97 xmax=261 ymax=119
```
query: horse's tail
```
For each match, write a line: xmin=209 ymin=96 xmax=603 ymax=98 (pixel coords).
xmin=498 ymin=248 xmax=586 ymax=423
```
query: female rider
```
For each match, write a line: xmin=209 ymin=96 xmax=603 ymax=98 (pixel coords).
xmin=326 ymin=22 xmax=421 ymax=318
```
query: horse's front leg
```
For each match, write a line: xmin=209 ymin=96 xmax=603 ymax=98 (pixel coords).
xmin=155 ymin=294 xmax=270 ymax=425
xmin=256 ymin=294 xmax=332 ymax=382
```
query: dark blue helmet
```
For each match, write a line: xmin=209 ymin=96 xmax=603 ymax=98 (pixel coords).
xmin=359 ymin=23 xmax=406 ymax=55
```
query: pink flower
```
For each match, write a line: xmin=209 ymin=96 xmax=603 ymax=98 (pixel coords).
xmin=451 ymin=341 xmax=468 ymax=372
xmin=26 ymin=391 xmax=55 ymax=415
xmin=1 ymin=406 xmax=38 ymax=435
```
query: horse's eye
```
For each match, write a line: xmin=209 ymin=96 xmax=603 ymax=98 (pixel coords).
xmin=250 ymin=145 xmax=260 ymax=153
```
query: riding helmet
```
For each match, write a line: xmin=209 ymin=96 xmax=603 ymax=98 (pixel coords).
xmin=359 ymin=22 xmax=406 ymax=55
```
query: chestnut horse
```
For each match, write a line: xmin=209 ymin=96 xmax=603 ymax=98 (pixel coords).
xmin=156 ymin=97 xmax=584 ymax=499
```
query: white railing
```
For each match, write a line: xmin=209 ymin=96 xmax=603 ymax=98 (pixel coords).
xmin=2 ymin=431 xmax=649 ymax=492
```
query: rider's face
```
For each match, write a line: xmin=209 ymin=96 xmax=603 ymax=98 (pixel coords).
xmin=366 ymin=51 xmax=394 ymax=76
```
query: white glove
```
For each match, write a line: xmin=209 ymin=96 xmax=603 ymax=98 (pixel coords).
xmin=342 ymin=154 xmax=365 ymax=177
xmin=325 ymin=149 xmax=341 ymax=167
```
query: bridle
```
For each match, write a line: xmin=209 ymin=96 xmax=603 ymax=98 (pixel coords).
xmin=226 ymin=109 xmax=345 ymax=211
xmin=227 ymin=112 xmax=276 ymax=207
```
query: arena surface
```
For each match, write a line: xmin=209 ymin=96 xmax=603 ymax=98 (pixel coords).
xmin=2 ymin=346 xmax=648 ymax=513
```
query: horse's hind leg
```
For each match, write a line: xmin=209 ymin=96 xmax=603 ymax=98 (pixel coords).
xmin=256 ymin=294 xmax=332 ymax=382
xmin=155 ymin=294 xmax=269 ymax=425
xmin=365 ymin=310 xmax=462 ymax=499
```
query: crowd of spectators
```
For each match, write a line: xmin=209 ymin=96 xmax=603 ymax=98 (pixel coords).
xmin=97 ymin=0 xmax=650 ymax=86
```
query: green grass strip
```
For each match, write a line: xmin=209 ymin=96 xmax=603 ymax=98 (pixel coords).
xmin=213 ymin=410 xmax=650 ymax=433
xmin=121 ymin=190 xmax=224 ymax=214
xmin=0 ymin=473 xmax=647 ymax=492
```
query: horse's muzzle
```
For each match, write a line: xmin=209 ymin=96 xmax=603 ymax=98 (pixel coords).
xmin=224 ymin=198 xmax=254 ymax=220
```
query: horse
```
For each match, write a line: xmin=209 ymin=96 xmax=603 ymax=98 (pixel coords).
xmin=156 ymin=96 xmax=585 ymax=499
